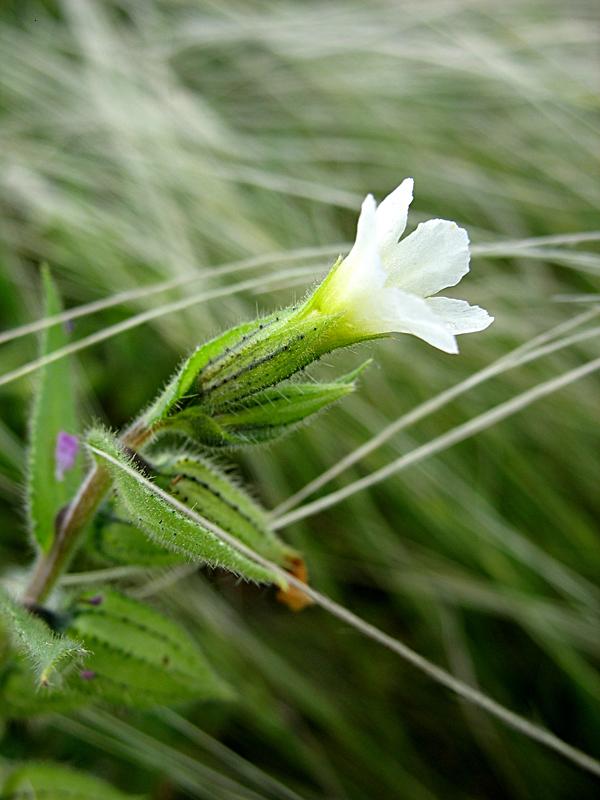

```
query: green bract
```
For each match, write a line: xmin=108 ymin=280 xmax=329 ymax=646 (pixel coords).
xmin=93 ymin=507 xmax=186 ymax=568
xmin=158 ymin=361 xmax=371 ymax=447
xmin=154 ymin=452 xmax=296 ymax=565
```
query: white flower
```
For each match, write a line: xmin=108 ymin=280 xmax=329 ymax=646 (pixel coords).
xmin=311 ymin=178 xmax=493 ymax=353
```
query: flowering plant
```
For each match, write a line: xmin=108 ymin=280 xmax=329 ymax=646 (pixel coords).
xmin=145 ymin=179 xmax=492 ymax=447
xmin=4 ymin=180 xmax=492 ymax=717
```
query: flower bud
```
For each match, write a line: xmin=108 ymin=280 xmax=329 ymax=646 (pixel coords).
xmin=158 ymin=361 xmax=370 ymax=447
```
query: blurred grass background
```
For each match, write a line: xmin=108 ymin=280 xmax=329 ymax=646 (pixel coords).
xmin=0 ymin=0 xmax=599 ymax=798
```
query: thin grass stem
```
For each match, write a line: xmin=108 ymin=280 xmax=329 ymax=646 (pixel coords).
xmin=272 ymin=357 xmax=600 ymax=532
xmin=88 ymin=436 xmax=600 ymax=778
xmin=0 ymin=245 xmax=344 ymax=346
xmin=271 ymin=308 xmax=600 ymax=518
xmin=0 ymin=265 xmax=320 ymax=389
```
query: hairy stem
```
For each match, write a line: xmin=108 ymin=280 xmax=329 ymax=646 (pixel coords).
xmin=23 ymin=422 xmax=150 ymax=606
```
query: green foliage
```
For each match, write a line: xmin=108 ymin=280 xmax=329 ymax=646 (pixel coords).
xmin=160 ymin=361 xmax=371 ymax=446
xmin=0 ymin=584 xmax=231 ymax=714
xmin=27 ymin=266 xmax=80 ymax=552
xmin=143 ymin=316 xmax=268 ymax=427
xmin=92 ymin=447 xmax=299 ymax=570
xmin=65 ymin=589 xmax=231 ymax=707
xmin=0 ymin=587 xmax=86 ymax=689
xmin=144 ymin=307 xmax=343 ymax=436
xmin=93 ymin=509 xmax=186 ymax=568
xmin=0 ymin=663 xmax=89 ymax=718
xmin=86 ymin=427 xmax=283 ymax=586
xmin=1 ymin=1 xmax=599 ymax=798
xmin=155 ymin=452 xmax=295 ymax=565
xmin=1 ymin=762 xmax=143 ymax=799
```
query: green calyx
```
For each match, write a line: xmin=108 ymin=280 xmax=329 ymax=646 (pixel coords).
xmin=142 ymin=288 xmax=370 ymax=448
xmin=157 ymin=360 xmax=371 ymax=447
xmin=194 ymin=308 xmax=340 ymax=409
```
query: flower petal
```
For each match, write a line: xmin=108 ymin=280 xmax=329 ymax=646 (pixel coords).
xmin=336 ymin=193 xmax=384 ymax=295
xmin=55 ymin=431 xmax=79 ymax=481
xmin=375 ymin=178 xmax=414 ymax=262
xmin=354 ymin=193 xmax=378 ymax=259
xmin=368 ymin=288 xmax=458 ymax=353
xmin=310 ymin=194 xmax=385 ymax=320
xmin=426 ymin=297 xmax=494 ymax=334
xmin=384 ymin=219 xmax=470 ymax=297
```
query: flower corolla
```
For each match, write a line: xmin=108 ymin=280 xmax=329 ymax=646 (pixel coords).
xmin=310 ymin=178 xmax=493 ymax=353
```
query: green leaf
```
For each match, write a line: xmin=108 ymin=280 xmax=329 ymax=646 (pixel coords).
xmin=160 ymin=360 xmax=371 ymax=446
xmin=65 ymin=589 xmax=232 ymax=707
xmin=1 ymin=762 xmax=144 ymax=799
xmin=0 ymin=587 xmax=86 ymax=688
xmin=155 ymin=452 xmax=296 ymax=565
xmin=0 ymin=662 xmax=90 ymax=718
xmin=93 ymin=507 xmax=187 ymax=568
xmin=86 ymin=428 xmax=283 ymax=587
xmin=27 ymin=266 xmax=80 ymax=552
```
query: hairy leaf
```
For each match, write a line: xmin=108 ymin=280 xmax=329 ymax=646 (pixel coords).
xmin=155 ymin=452 xmax=296 ymax=565
xmin=1 ymin=762 xmax=143 ymax=799
xmin=27 ymin=266 xmax=80 ymax=552
xmin=0 ymin=587 xmax=86 ymax=688
xmin=93 ymin=505 xmax=187 ymax=567
xmin=87 ymin=428 xmax=282 ymax=586
xmin=65 ymin=589 xmax=232 ymax=707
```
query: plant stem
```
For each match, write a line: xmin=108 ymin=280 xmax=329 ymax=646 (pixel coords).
xmin=22 ymin=421 xmax=150 ymax=606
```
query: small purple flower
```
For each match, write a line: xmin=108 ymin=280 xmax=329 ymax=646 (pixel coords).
xmin=55 ymin=431 xmax=79 ymax=481
xmin=79 ymin=670 xmax=97 ymax=681
xmin=85 ymin=594 xmax=104 ymax=606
